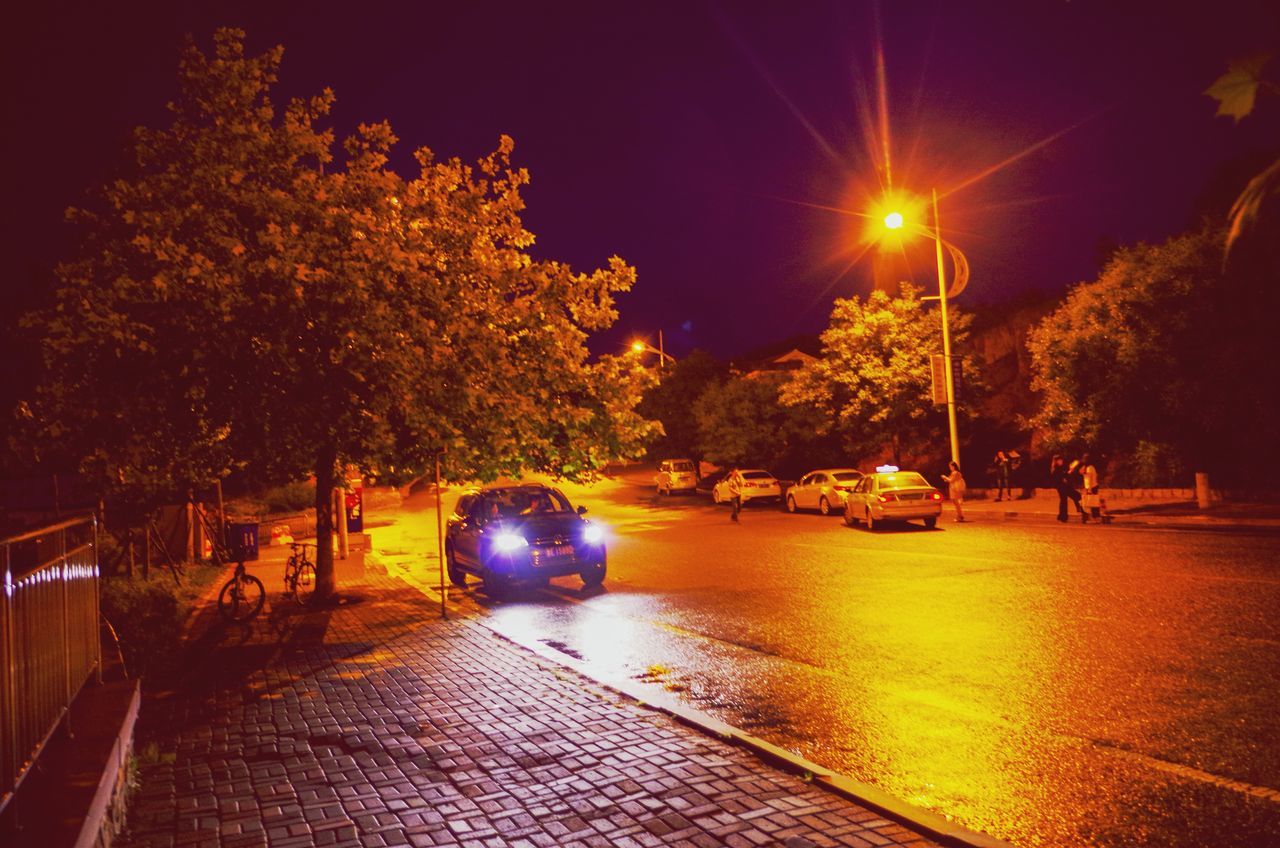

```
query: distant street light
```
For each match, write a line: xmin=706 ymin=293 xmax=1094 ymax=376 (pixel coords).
xmin=629 ymin=331 xmax=675 ymax=370
xmin=875 ymin=190 xmax=968 ymax=465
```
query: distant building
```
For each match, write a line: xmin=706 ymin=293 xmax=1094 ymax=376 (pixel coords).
xmin=731 ymin=335 xmax=821 ymax=378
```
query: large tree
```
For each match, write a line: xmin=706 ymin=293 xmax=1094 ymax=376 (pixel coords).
xmin=30 ymin=30 xmax=654 ymax=596
xmin=637 ymin=350 xmax=728 ymax=464
xmin=780 ymin=286 xmax=975 ymax=469
xmin=694 ymin=372 xmax=820 ymax=475
xmin=1025 ymin=226 xmax=1276 ymax=487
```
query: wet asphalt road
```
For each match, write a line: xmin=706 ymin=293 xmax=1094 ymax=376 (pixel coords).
xmin=373 ymin=480 xmax=1280 ymax=848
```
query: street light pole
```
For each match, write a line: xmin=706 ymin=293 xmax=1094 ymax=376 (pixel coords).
xmin=932 ymin=188 xmax=961 ymax=466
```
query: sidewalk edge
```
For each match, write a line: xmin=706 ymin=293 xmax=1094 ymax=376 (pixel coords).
xmin=472 ymin=618 xmax=1013 ymax=848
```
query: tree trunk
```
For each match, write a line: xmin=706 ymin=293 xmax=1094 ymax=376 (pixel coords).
xmin=314 ymin=444 xmax=338 ymax=599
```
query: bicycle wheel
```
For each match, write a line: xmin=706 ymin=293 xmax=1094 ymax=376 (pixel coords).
xmin=218 ymin=573 xmax=265 ymax=622
xmin=294 ymin=561 xmax=317 ymax=606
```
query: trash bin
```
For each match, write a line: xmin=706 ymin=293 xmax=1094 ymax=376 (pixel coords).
xmin=225 ymin=522 xmax=260 ymax=562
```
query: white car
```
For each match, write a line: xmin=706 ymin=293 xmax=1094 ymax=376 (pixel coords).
xmin=712 ymin=469 xmax=782 ymax=505
xmin=655 ymin=458 xmax=698 ymax=495
xmin=786 ymin=468 xmax=864 ymax=515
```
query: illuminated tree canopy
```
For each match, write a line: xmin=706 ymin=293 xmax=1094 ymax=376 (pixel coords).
xmin=29 ymin=29 xmax=655 ymax=595
xmin=780 ymin=285 xmax=974 ymax=468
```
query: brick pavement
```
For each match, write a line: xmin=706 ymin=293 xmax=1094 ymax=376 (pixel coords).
xmin=120 ymin=565 xmax=946 ymax=848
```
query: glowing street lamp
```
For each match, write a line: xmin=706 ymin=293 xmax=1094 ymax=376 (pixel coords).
xmin=629 ymin=332 xmax=675 ymax=370
xmin=874 ymin=190 xmax=966 ymax=465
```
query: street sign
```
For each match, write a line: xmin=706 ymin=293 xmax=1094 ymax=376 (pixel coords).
xmin=930 ymin=354 xmax=947 ymax=405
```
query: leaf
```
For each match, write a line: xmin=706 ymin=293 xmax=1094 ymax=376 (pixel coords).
xmin=1204 ymin=53 xmax=1272 ymax=122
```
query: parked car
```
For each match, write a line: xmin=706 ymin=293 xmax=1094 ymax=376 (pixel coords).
xmin=655 ymin=458 xmax=699 ymax=495
xmin=711 ymin=469 xmax=782 ymax=505
xmin=696 ymin=468 xmax=731 ymax=495
xmin=842 ymin=467 xmax=943 ymax=530
xmin=445 ymin=484 xmax=606 ymax=596
xmin=786 ymin=468 xmax=864 ymax=515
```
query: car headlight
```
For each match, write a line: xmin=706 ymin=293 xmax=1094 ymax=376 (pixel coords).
xmin=493 ymin=532 xmax=528 ymax=552
xmin=582 ymin=524 xmax=605 ymax=544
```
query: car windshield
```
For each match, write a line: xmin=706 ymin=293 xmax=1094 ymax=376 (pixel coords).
xmin=741 ymin=471 xmax=773 ymax=480
xmin=671 ymin=461 xmax=695 ymax=472
xmin=832 ymin=472 xmax=861 ymax=482
xmin=878 ymin=472 xmax=930 ymax=488
xmin=482 ymin=488 xmax=573 ymax=518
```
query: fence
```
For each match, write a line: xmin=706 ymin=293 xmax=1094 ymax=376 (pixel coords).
xmin=0 ymin=514 xmax=100 ymax=816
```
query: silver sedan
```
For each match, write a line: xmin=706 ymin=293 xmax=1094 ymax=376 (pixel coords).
xmin=786 ymin=468 xmax=863 ymax=515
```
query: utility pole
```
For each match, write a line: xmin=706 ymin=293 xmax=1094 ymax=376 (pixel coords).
xmin=933 ymin=188 xmax=961 ymax=466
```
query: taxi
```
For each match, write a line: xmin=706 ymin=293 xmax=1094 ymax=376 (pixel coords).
xmin=842 ymin=465 xmax=943 ymax=530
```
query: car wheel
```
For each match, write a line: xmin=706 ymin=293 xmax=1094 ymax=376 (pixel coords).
xmin=446 ymin=547 xmax=467 ymax=588
xmin=843 ymin=508 xmax=856 ymax=527
xmin=924 ymin=516 xmax=937 ymax=529
xmin=484 ymin=569 xmax=513 ymax=599
xmin=786 ymin=495 xmax=798 ymax=513
xmin=580 ymin=559 xmax=606 ymax=588
xmin=865 ymin=509 xmax=877 ymax=531
xmin=819 ymin=496 xmax=831 ymax=516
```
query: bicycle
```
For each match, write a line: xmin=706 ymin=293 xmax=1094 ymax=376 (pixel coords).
xmin=217 ymin=560 xmax=266 ymax=622
xmin=284 ymin=542 xmax=317 ymax=606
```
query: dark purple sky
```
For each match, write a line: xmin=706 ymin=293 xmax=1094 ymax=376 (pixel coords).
xmin=4 ymin=1 xmax=1278 ymax=358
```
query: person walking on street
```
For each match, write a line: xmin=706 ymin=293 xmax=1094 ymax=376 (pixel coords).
xmin=1050 ymin=455 xmax=1081 ymax=522
xmin=941 ymin=460 xmax=967 ymax=522
xmin=993 ymin=450 xmax=1012 ymax=501
xmin=727 ymin=469 xmax=743 ymax=523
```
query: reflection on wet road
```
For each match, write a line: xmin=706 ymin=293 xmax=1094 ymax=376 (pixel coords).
xmin=374 ymin=480 xmax=1280 ymax=847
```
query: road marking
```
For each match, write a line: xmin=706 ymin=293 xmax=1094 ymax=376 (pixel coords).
xmin=1089 ymin=740 xmax=1280 ymax=803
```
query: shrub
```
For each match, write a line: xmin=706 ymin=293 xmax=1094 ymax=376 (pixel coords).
xmin=262 ymin=481 xmax=314 ymax=514
xmin=99 ymin=564 xmax=223 ymax=679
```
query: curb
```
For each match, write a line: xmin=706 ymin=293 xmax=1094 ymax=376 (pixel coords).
xmin=471 ymin=616 xmax=1014 ymax=848
xmin=960 ymin=508 xmax=1280 ymax=535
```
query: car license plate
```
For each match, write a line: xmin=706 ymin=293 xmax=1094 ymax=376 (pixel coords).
xmin=537 ymin=544 xmax=574 ymax=559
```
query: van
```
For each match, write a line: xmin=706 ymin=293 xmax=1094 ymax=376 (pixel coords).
xmin=656 ymin=458 xmax=698 ymax=495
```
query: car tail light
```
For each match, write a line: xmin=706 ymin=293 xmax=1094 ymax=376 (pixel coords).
xmin=877 ymin=494 xmax=891 ymax=503
xmin=930 ymin=491 xmax=942 ymax=501
xmin=834 ymin=485 xmax=850 ymax=492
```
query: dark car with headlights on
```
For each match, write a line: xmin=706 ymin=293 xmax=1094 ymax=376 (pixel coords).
xmin=445 ymin=485 xmax=606 ymax=596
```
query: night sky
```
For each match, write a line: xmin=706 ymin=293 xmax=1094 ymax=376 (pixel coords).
xmin=4 ymin=1 xmax=1278 ymax=360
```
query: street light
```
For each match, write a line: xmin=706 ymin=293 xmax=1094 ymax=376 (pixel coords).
xmin=876 ymin=189 xmax=968 ymax=466
xmin=629 ymin=331 xmax=676 ymax=370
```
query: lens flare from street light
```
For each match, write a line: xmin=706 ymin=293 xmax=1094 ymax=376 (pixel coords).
xmin=631 ymin=340 xmax=646 ymax=354
xmin=883 ymin=211 xmax=904 ymax=230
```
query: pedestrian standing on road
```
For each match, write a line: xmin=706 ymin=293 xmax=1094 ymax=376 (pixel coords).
xmin=1010 ymin=450 xmax=1031 ymax=498
xmin=1080 ymin=453 xmax=1106 ymax=522
xmin=941 ymin=460 xmax=967 ymax=522
xmin=1050 ymin=455 xmax=1071 ymax=522
xmin=1066 ymin=458 xmax=1087 ymax=522
xmin=993 ymin=450 xmax=1012 ymax=501
xmin=727 ymin=469 xmax=743 ymax=523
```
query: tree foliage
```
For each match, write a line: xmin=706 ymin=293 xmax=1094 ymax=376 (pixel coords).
xmin=636 ymin=350 xmax=728 ymax=462
xmin=1206 ymin=53 xmax=1280 ymax=253
xmin=1025 ymin=226 xmax=1279 ymax=485
xmin=28 ymin=29 xmax=654 ymax=595
xmin=694 ymin=372 xmax=818 ymax=474
xmin=780 ymin=286 xmax=974 ymax=468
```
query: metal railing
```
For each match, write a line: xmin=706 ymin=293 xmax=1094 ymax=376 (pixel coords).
xmin=0 ymin=514 xmax=100 ymax=815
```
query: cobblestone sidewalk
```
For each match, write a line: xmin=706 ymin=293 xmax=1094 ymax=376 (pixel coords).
xmin=120 ymin=567 xmax=947 ymax=848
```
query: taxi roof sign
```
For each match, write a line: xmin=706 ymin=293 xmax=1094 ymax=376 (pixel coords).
xmin=875 ymin=464 xmax=899 ymax=473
